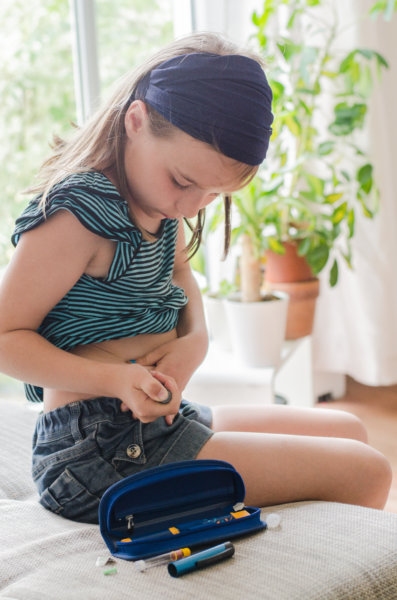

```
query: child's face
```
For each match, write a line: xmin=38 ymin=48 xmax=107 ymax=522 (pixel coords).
xmin=123 ymin=101 xmax=246 ymax=229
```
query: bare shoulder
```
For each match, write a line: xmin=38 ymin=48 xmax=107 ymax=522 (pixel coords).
xmin=25 ymin=210 xmax=117 ymax=278
xmin=0 ymin=210 xmax=103 ymax=331
xmin=20 ymin=208 xmax=102 ymax=249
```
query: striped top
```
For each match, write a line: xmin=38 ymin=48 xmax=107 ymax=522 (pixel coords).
xmin=12 ymin=171 xmax=188 ymax=402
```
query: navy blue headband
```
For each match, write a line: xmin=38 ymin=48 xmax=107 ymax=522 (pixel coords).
xmin=134 ymin=53 xmax=273 ymax=166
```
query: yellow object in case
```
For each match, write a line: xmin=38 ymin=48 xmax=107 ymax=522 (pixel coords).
xmin=99 ymin=460 xmax=266 ymax=560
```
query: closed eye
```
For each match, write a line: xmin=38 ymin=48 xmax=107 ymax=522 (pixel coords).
xmin=171 ymin=177 xmax=191 ymax=190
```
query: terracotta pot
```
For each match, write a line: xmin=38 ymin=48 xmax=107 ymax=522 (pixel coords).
xmin=265 ymin=242 xmax=313 ymax=283
xmin=265 ymin=278 xmax=320 ymax=340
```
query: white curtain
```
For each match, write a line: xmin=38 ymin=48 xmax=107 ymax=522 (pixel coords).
xmin=312 ymin=0 xmax=397 ymax=386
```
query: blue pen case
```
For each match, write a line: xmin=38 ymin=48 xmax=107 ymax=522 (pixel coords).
xmin=98 ymin=459 xmax=266 ymax=560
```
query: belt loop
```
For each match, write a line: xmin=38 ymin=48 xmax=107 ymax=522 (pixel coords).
xmin=69 ymin=402 xmax=83 ymax=443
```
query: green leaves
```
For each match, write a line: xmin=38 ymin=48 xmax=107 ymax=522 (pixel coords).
xmin=284 ymin=114 xmax=301 ymax=136
xmin=267 ymin=237 xmax=286 ymax=253
xmin=370 ymin=0 xmax=397 ymax=21
xmin=231 ymin=179 xmax=270 ymax=256
xmin=306 ymin=242 xmax=330 ymax=275
xmin=332 ymin=202 xmax=348 ymax=225
xmin=318 ymin=141 xmax=335 ymax=155
xmin=339 ymin=48 xmax=389 ymax=97
xmin=357 ymin=163 xmax=373 ymax=193
xmin=329 ymin=259 xmax=339 ymax=286
xmin=325 ymin=193 xmax=344 ymax=204
xmin=188 ymin=243 xmax=206 ymax=277
xmin=329 ymin=103 xmax=367 ymax=135
xmin=300 ymin=46 xmax=318 ymax=86
xmin=347 ymin=209 xmax=355 ymax=238
xmin=356 ymin=163 xmax=378 ymax=218
xmin=223 ymin=0 xmax=394 ymax=291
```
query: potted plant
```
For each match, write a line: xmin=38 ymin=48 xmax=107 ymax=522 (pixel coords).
xmin=225 ymin=0 xmax=392 ymax=339
xmin=222 ymin=183 xmax=290 ymax=368
xmin=188 ymin=212 xmax=235 ymax=352
xmin=189 ymin=198 xmax=289 ymax=367
xmin=198 ymin=1 xmax=393 ymax=345
xmin=231 ymin=174 xmax=321 ymax=340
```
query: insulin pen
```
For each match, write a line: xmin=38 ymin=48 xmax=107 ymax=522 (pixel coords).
xmin=168 ymin=541 xmax=235 ymax=577
xmin=134 ymin=547 xmax=191 ymax=572
xmin=137 ymin=510 xmax=250 ymax=543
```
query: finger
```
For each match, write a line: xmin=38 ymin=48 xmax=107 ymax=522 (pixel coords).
xmin=150 ymin=371 xmax=178 ymax=404
xmin=140 ymin=370 xmax=170 ymax=403
xmin=165 ymin=414 xmax=177 ymax=426
xmin=150 ymin=371 xmax=173 ymax=404
xmin=136 ymin=350 xmax=160 ymax=367
xmin=158 ymin=389 xmax=172 ymax=404
xmin=150 ymin=370 xmax=176 ymax=388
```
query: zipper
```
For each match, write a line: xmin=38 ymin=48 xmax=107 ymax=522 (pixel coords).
xmin=125 ymin=514 xmax=134 ymax=533
xmin=115 ymin=487 xmax=235 ymax=523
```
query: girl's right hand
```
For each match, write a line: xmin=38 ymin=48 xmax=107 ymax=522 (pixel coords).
xmin=116 ymin=362 xmax=180 ymax=423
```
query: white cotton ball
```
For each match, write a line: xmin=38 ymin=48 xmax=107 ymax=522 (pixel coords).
xmin=266 ymin=513 xmax=281 ymax=529
xmin=95 ymin=555 xmax=114 ymax=567
xmin=134 ymin=560 xmax=147 ymax=572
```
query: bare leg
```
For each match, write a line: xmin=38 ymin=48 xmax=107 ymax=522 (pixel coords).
xmin=197 ymin=431 xmax=392 ymax=509
xmin=211 ymin=404 xmax=368 ymax=442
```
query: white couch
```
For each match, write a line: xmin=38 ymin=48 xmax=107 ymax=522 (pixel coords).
xmin=1 ymin=398 xmax=397 ymax=600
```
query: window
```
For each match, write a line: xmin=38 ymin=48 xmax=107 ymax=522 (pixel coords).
xmin=0 ymin=0 xmax=175 ymax=265
xmin=0 ymin=0 xmax=75 ymax=263
xmin=97 ymin=0 xmax=174 ymax=95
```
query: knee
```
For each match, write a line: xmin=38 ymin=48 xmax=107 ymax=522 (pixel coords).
xmin=333 ymin=410 xmax=368 ymax=443
xmin=346 ymin=412 xmax=368 ymax=443
xmin=356 ymin=444 xmax=392 ymax=509
xmin=369 ymin=449 xmax=393 ymax=508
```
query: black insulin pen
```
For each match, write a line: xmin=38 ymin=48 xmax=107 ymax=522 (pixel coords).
xmin=168 ymin=541 xmax=235 ymax=577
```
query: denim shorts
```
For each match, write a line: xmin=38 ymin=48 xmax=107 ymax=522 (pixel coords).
xmin=32 ymin=397 xmax=213 ymax=524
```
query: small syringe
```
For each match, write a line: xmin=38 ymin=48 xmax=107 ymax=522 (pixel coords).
xmin=134 ymin=547 xmax=191 ymax=572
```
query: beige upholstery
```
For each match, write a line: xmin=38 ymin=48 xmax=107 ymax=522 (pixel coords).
xmin=1 ymin=398 xmax=397 ymax=599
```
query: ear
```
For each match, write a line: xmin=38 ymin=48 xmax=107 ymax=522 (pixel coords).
xmin=124 ymin=100 xmax=149 ymax=139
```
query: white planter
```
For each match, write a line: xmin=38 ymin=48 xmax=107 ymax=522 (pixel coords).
xmin=224 ymin=291 xmax=289 ymax=368
xmin=203 ymin=294 xmax=232 ymax=352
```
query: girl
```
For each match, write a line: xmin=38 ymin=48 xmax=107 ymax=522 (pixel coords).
xmin=0 ymin=33 xmax=391 ymax=523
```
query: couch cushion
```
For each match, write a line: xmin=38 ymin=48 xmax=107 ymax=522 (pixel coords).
xmin=1 ymin=398 xmax=397 ymax=599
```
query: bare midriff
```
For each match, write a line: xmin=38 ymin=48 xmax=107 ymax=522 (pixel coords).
xmin=43 ymin=329 xmax=178 ymax=412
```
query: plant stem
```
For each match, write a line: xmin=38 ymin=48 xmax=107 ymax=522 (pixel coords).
xmin=241 ymin=235 xmax=262 ymax=302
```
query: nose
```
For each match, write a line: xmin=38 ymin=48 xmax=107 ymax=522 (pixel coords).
xmin=177 ymin=190 xmax=215 ymax=219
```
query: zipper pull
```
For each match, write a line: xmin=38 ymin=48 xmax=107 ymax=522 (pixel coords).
xmin=126 ymin=514 xmax=135 ymax=533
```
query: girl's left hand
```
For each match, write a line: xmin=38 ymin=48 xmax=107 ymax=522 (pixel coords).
xmin=118 ymin=367 xmax=180 ymax=426
xmin=136 ymin=334 xmax=203 ymax=395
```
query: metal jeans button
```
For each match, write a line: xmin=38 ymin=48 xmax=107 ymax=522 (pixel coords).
xmin=126 ymin=444 xmax=142 ymax=459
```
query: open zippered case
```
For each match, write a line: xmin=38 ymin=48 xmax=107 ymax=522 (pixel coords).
xmin=99 ymin=459 xmax=266 ymax=560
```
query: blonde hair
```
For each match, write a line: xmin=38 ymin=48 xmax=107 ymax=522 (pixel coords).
xmin=28 ymin=32 xmax=263 ymax=255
